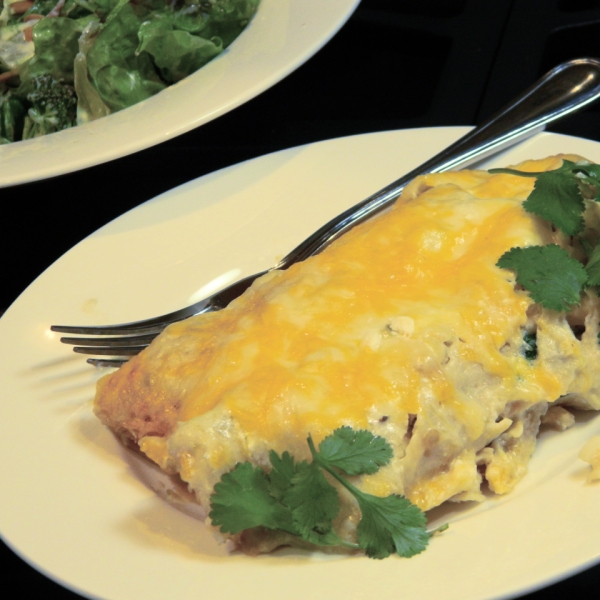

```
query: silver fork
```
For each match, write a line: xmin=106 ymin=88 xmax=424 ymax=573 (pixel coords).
xmin=53 ymin=58 xmax=600 ymax=367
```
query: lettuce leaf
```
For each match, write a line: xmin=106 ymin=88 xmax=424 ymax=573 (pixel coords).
xmin=172 ymin=6 xmax=211 ymax=34
xmin=203 ymin=0 xmax=261 ymax=46
xmin=86 ymin=2 xmax=165 ymax=111
xmin=138 ymin=17 xmax=222 ymax=83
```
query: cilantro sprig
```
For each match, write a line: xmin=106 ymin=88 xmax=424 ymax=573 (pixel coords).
xmin=209 ymin=426 xmax=440 ymax=559
xmin=490 ymin=159 xmax=600 ymax=235
xmin=491 ymin=159 xmax=600 ymax=311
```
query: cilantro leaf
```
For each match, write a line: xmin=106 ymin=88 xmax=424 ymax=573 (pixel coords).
xmin=497 ymin=245 xmax=587 ymax=311
xmin=283 ymin=461 xmax=340 ymax=538
xmin=318 ymin=426 xmax=393 ymax=476
xmin=354 ymin=491 xmax=429 ymax=559
xmin=268 ymin=450 xmax=296 ymax=500
xmin=522 ymin=171 xmax=585 ymax=236
xmin=209 ymin=462 xmax=296 ymax=535
xmin=586 ymin=243 xmax=600 ymax=287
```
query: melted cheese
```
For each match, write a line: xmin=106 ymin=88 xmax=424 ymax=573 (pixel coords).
xmin=94 ymin=155 xmax=600 ymax=544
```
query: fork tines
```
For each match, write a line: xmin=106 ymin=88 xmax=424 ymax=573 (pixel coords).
xmin=58 ymin=331 xmax=157 ymax=366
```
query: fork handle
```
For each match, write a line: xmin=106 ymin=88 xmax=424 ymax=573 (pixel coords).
xmin=274 ymin=57 xmax=600 ymax=268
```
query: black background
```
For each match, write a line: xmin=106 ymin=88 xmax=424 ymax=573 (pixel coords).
xmin=3 ymin=0 xmax=600 ymax=597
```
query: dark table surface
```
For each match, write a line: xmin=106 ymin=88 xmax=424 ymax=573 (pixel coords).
xmin=3 ymin=0 xmax=600 ymax=597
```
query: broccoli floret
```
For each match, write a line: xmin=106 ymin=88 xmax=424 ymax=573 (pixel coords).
xmin=22 ymin=75 xmax=77 ymax=139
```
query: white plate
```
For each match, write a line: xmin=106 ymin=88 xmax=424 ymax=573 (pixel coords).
xmin=0 ymin=0 xmax=359 ymax=188
xmin=1 ymin=127 xmax=600 ymax=600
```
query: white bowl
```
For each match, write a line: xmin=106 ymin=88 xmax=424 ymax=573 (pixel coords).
xmin=0 ymin=0 xmax=359 ymax=187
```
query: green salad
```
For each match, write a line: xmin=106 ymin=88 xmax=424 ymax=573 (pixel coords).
xmin=0 ymin=0 xmax=260 ymax=143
